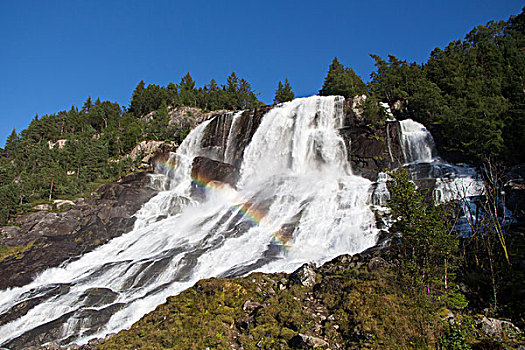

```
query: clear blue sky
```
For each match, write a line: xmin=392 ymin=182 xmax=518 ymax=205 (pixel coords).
xmin=1 ymin=0 xmax=522 ymax=147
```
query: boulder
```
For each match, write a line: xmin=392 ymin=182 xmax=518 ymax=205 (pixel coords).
xmin=32 ymin=204 xmax=52 ymax=211
xmin=289 ymin=333 xmax=329 ymax=348
xmin=475 ymin=316 xmax=521 ymax=339
xmin=127 ymin=140 xmax=178 ymax=167
xmin=242 ymin=300 xmax=262 ymax=313
xmin=367 ymin=256 xmax=391 ymax=272
xmin=289 ymin=263 xmax=317 ymax=287
xmin=53 ymin=200 xmax=75 ymax=209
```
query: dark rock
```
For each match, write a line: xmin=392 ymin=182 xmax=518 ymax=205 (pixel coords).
xmin=15 ymin=211 xmax=51 ymax=232
xmin=236 ymin=315 xmax=255 ymax=331
xmin=289 ymin=333 xmax=329 ymax=348
xmin=504 ymin=164 xmax=525 ymax=222
xmin=78 ymin=288 xmax=118 ymax=308
xmin=191 ymin=156 xmax=240 ymax=189
xmin=367 ymin=257 xmax=391 ymax=272
xmin=0 ymin=172 xmax=157 ymax=290
xmin=290 ymin=263 xmax=317 ymax=287
xmin=319 ymin=254 xmax=364 ymax=275
xmin=5 ymin=303 xmax=124 ymax=349
xmin=360 ymin=230 xmax=396 ymax=258
xmin=200 ymin=107 xmax=269 ymax=168
xmin=0 ymin=284 xmax=71 ymax=327
xmin=340 ymin=100 xmax=404 ymax=180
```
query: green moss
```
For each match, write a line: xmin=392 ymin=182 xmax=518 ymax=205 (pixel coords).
xmin=0 ymin=241 xmax=35 ymax=263
xmin=98 ymin=261 xmax=469 ymax=350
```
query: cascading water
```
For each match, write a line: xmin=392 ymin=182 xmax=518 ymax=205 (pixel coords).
xmin=398 ymin=119 xmax=485 ymax=233
xmin=399 ymin=119 xmax=484 ymax=203
xmin=0 ymin=96 xmax=378 ymax=349
xmin=399 ymin=119 xmax=436 ymax=163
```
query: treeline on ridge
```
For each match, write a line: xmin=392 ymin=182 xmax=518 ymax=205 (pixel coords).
xmin=0 ymin=71 xmax=263 ymax=225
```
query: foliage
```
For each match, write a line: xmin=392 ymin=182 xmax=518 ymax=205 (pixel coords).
xmin=0 ymin=70 xmax=266 ymax=225
xmin=319 ymin=57 xmax=367 ymax=98
xmin=388 ymin=168 xmax=458 ymax=298
xmin=440 ymin=323 xmax=473 ymax=350
xmin=128 ymin=72 xmax=262 ymax=116
xmin=0 ymin=241 xmax=35 ymax=263
xmin=360 ymin=94 xmax=388 ymax=128
xmin=459 ymin=161 xmax=524 ymax=320
xmin=274 ymin=78 xmax=295 ymax=104
xmin=368 ymin=9 xmax=525 ymax=165
xmin=99 ymin=262 xmax=454 ymax=349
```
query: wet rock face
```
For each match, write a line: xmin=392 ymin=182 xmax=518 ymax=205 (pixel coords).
xmin=504 ymin=163 xmax=525 ymax=222
xmin=340 ymin=101 xmax=404 ymax=181
xmin=0 ymin=172 xmax=157 ymax=290
xmin=191 ymin=156 xmax=240 ymax=189
xmin=200 ymin=107 xmax=270 ymax=168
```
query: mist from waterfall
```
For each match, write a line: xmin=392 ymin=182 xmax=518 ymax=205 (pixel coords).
xmin=0 ymin=96 xmax=378 ymax=348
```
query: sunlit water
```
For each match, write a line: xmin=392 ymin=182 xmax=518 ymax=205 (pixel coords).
xmin=0 ymin=96 xmax=379 ymax=348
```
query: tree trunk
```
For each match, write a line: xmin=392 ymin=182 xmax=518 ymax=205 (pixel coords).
xmin=48 ymin=178 xmax=54 ymax=202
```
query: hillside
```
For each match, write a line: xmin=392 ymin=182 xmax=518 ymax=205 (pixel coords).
xmin=0 ymin=8 xmax=524 ymax=350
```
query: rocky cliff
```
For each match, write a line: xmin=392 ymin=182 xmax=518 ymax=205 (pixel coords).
xmin=0 ymin=173 xmax=157 ymax=289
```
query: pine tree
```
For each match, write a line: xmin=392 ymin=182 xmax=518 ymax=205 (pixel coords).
xmin=319 ymin=57 xmax=367 ymax=98
xmin=4 ymin=129 xmax=19 ymax=157
xmin=179 ymin=73 xmax=196 ymax=106
xmin=129 ymin=80 xmax=146 ymax=115
xmin=237 ymin=78 xmax=258 ymax=109
xmin=388 ymin=168 xmax=458 ymax=295
xmin=82 ymin=96 xmax=93 ymax=113
xmin=273 ymin=78 xmax=295 ymax=104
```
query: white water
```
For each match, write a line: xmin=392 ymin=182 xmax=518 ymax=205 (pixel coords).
xmin=224 ymin=111 xmax=244 ymax=164
xmin=399 ymin=119 xmax=484 ymax=203
xmin=399 ymin=119 xmax=436 ymax=163
xmin=399 ymin=119 xmax=485 ymax=234
xmin=0 ymin=96 xmax=378 ymax=348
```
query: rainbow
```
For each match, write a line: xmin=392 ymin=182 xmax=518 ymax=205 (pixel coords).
xmin=191 ymin=174 xmax=292 ymax=253
xmin=154 ymin=155 xmax=179 ymax=176
xmin=153 ymin=157 xmax=293 ymax=252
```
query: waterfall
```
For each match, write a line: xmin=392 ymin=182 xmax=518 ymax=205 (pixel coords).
xmin=399 ymin=119 xmax=486 ymax=234
xmin=224 ymin=111 xmax=244 ymax=164
xmin=0 ymin=96 xmax=378 ymax=348
xmin=399 ymin=119 xmax=436 ymax=163
xmin=399 ymin=119 xmax=484 ymax=202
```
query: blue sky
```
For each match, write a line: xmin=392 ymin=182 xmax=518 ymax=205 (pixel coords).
xmin=1 ymin=0 xmax=523 ymax=146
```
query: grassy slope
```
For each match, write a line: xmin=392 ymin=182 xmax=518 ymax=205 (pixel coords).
xmin=98 ymin=257 xmax=456 ymax=350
